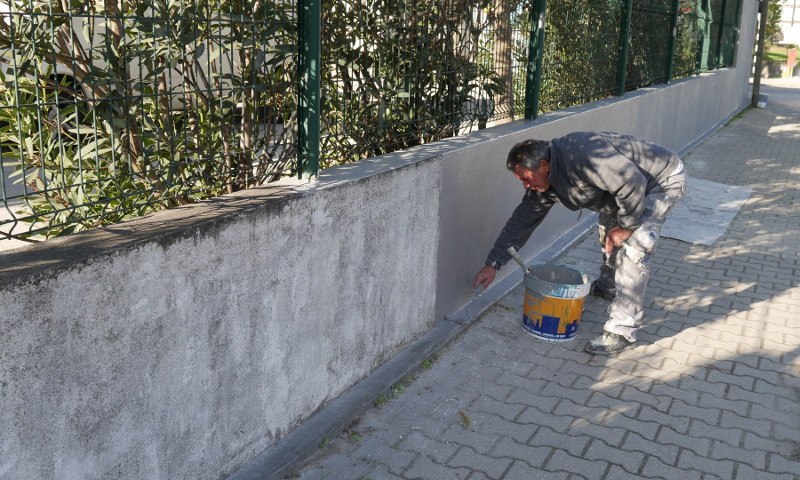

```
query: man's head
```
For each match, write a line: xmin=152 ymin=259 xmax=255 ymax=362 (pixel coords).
xmin=506 ymin=140 xmax=551 ymax=192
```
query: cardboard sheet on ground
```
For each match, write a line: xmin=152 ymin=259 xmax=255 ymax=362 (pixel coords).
xmin=660 ymin=177 xmax=752 ymax=245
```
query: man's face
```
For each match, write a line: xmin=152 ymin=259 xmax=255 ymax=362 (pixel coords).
xmin=513 ymin=161 xmax=550 ymax=192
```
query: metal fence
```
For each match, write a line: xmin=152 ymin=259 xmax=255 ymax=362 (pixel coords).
xmin=1 ymin=0 xmax=743 ymax=241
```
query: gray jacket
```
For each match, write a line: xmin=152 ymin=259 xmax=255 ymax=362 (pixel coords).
xmin=486 ymin=132 xmax=681 ymax=268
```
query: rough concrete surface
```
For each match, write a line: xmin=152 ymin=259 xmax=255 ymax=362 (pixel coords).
xmin=0 ymin=162 xmax=441 ymax=480
xmin=287 ymin=84 xmax=800 ymax=479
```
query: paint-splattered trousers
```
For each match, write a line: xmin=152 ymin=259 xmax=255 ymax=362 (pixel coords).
xmin=594 ymin=162 xmax=688 ymax=342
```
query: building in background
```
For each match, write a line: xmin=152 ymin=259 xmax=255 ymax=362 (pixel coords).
xmin=781 ymin=0 xmax=800 ymax=44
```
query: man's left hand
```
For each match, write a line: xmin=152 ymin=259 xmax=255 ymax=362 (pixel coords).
xmin=605 ymin=227 xmax=633 ymax=254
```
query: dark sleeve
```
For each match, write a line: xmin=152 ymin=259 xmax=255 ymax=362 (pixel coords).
xmin=485 ymin=190 xmax=556 ymax=268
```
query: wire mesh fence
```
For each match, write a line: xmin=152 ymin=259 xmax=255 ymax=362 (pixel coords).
xmin=539 ymin=0 xmax=625 ymax=112
xmin=0 ymin=0 xmax=298 ymax=238
xmin=627 ymin=1 xmax=674 ymax=89
xmin=1 ymin=0 xmax=743 ymax=241
xmin=318 ymin=0 xmax=531 ymax=168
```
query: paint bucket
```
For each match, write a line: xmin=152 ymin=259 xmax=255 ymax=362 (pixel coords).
xmin=522 ymin=265 xmax=591 ymax=342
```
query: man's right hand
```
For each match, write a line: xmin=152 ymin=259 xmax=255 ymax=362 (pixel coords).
xmin=473 ymin=265 xmax=497 ymax=292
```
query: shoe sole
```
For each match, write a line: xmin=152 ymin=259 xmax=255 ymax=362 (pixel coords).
xmin=584 ymin=341 xmax=633 ymax=356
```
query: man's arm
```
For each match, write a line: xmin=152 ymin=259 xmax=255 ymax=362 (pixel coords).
xmin=475 ymin=191 xmax=555 ymax=289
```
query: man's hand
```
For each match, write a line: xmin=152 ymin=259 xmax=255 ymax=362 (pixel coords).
xmin=605 ymin=226 xmax=633 ymax=254
xmin=473 ymin=266 xmax=497 ymax=292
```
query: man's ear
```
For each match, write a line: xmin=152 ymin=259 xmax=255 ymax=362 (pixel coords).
xmin=539 ymin=159 xmax=550 ymax=171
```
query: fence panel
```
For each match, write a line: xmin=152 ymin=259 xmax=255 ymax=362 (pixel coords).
xmin=0 ymin=0 xmax=298 ymax=239
xmin=538 ymin=0 xmax=624 ymax=113
xmin=318 ymin=0 xmax=528 ymax=168
xmin=626 ymin=1 xmax=674 ymax=89
xmin=718 ymin=0 xmax=742 ymax=67
xmin=0 ymin=0 xmax=744 ymax=242
xmin=672 ymin=1 xmax=704 ymax=77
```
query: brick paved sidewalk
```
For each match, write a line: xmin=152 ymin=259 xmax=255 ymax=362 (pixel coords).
xmin=288 ymin=97 xmax=800 ymax=480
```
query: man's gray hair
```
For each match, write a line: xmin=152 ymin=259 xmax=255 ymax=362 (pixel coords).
xmin=506 ymin=140 xmax=550 ymax=171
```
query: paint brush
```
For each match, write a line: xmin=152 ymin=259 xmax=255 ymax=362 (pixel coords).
xmin=506 ymin=246 xmax=530 ymax=275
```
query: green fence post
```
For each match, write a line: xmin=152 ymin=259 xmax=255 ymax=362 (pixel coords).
xmin=524 ymin=0 xmax=547 ymax=121
xmin=617 ymin=0 xmax=633 ymax=96
xmin=714 ymin=0 xmax=728 ymax=67
xmin=298 ymin=0 xmax=321 ymax=180
xmin=696 ymin=0 xmax=713 ymax=72
xmin=665 ymin=0 xmax=680 ymax=81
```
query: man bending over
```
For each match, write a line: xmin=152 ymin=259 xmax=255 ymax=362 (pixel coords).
xmin=473 ymin=132 xmax=687 ymax=355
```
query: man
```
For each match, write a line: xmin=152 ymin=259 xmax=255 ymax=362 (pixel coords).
xmin=473 ymin=132 xmax=687 ymax=355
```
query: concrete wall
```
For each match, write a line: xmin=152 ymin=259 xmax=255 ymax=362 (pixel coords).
xmin=0 ymin=164 xmax=441 ymax=480
xmin=0 ymin=2 xmax=757 ymax=478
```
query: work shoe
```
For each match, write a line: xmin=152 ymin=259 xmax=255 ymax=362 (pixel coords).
xmin=585 ymin=332 xmax=633 ymax=355
xmin=589 ymin=281 xmax=615 ymax=301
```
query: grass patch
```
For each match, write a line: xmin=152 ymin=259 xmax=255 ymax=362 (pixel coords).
xmin=765 ymin=45 xmax=789 ymax=63
xmin=373 ymin=353 xmax=442 ymax=407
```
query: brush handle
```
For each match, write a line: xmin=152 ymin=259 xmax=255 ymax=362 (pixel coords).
xmin=506 ymin=247 xmax=530 ymax=275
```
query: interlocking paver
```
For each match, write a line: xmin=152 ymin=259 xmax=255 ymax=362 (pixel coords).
xmin=489 ymin=437 xmax=552 ymax=466
xmin=688 ymin=419 xmax=742 ymax=447
xmin=447 ymin=446 xmax=513 ymax=478
xmin=584 ymin=438 xmax=645 ymax=474
xmin=503 ymin=461 xmax=568 ymax=480
xmin=529 ymin=427 xmax=591 ymax=457
xmin=565 ymin=418 xmax=627 ymax=447
xmin=655 ymin=425 xmax=711 ymax=457
xmin=709 ymin=439 xmax=767 ymax=470
xmin=725 ymin=383 xmax=777 ymax=404
xmin=469 ymin=411 xmax=537 ymax=444
xmin=677 ymin=449 xmax=735 ymax=479
xmin=290 ymin=83 xmax=800 ymax=480
xmin=766 ymin=452 xmax=800 ymax=476
xmin=295 ymin=453 xmax=370 ymax=479
xmin=505 ymin=385 xmax=557 ymax=409
xmin=395 ymin=431 xmax=459 ymax=464
xmin=772 ymin=422 xmax=800 ymax=444
xmin=350 ymin=439 xmax=418 ymax=473
xmin=604 ymin=464 xmax=650 ymax=480
xmin=439 ymin=424 xmax=502 ymax=455
xmin=585 ymin=389 xmax=641 ymax=416
xmin=402 ymin=455 xmax=470 ymax=480
xmin=637 ymin=405 xmax=689 ymax=434
xmin=735 ymin=463 xmax=797 ymax=480
xmin=545 ymin=448 xmax=609 ymax=480
xmin=468 ymin=394 xmax=527 ymax=422
xmin=677 ymin=375 xmax=725 ymax=398
xmin=466 ymin=471 xmax=493 ymax=480
xmin=718 ymin=410 xmax=773 ymax=437
xmin=641 ymin=456 xmax=701 ymax=480
xmin=361 ymin=463 xmax=405 ymax=480
xmin=516 ymin=404 xmax=575 ymax=431
xmin=621 ymin=432 xmax=679 ymax=466
xmin=697 ymin=392 xmax=749 ymax=417
xmin=607 ymin=384 xmax=665 ymax=410
xmin=668 ymin=399 xmax=719 ymax=424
